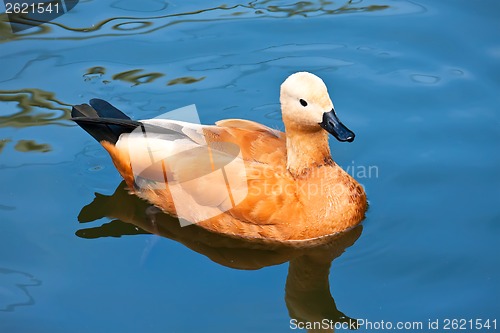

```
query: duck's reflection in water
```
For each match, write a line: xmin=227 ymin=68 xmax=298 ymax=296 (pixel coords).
xmin=77 ymin=181 xmax=361 ymax=332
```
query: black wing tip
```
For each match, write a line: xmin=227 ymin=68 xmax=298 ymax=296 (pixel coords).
xmin=71 ymin=100 xmax=139 ymax=144
xmin=88 ymin=98 xmax=131 ymax=120
xmin=89 ymin=98 xmax=104 ymax=104
xmin=71 ymin=103 xmax=95 ymax=118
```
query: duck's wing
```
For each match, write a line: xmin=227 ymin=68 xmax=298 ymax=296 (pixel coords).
xmin=214 ymin=119 xmax=286 ymax=166
xmin=108 ymin=118 xmax=287 ymax=224
xmin=215 ymin=119 xmax=281 ymax=137
xmin=114 ymin=119 xmax=236 ymax=184
xmin=134 ymin=118 xmax=286 ymax=165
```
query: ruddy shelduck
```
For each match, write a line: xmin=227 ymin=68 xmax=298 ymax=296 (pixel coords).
xmin=72 ymin=72 xmax=367 ymax=242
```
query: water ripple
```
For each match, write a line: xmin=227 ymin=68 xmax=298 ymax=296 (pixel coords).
xmin=0 ymin=88 xmax=71 ymax=128
xmin=0 ymin=0 xmax=403 ymax=42
xmin=0 ymin=268 xmax=41 ymax=312
xmin=14 ymin=139 xmax=52 ymax=153
xmin=410 ymin=73 xmax=440 ymax=84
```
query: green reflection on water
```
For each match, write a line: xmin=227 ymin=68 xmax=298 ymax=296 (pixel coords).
xmin=14 ymin=139 xmax=52 ymax=153
xmin=0 ymin=1 xmax=389 ymax=42
xmin=82 ymin=66 xmax=205 ymax=87
xmin=0 ymin=13 xmax=51 ymax=42
xmin=0 ymin=88 xmax=71 ymax=128
xmin=263 ymin=0 xmax=389 ymax=17
xmin=112 ymin=69 xmax=164 ymax=86
xmin=85 ymin=66 xmax=106 ymax=76
xmin=167 ymin=76 xmax=206 ymax=86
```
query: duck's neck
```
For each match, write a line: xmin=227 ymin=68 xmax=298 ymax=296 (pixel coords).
xmin=285 ymin=125 xmax=333 ymax=176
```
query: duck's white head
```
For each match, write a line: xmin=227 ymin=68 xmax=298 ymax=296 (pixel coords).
xmin=280 ymin=72 xmax=354 ymax=142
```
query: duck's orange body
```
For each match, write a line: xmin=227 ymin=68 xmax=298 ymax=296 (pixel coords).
xmin=73 ymin=72 xmax=367 ymax=242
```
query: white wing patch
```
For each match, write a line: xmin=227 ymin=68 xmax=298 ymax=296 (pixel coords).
xmin=116 ymin=118 xmax=249 ymax=226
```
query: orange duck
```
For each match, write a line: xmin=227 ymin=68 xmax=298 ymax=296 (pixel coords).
xmin=72 ymin=72 xmax=367 ymax=242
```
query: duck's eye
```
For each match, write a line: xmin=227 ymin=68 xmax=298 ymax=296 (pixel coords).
xmin=299 ymin=99 xmax=308 ymax=107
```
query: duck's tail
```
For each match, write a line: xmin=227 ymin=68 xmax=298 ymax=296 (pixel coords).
xmin=71 ymin=99 xmax=141 ymax=144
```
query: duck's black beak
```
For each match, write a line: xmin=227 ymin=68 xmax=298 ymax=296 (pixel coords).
xmin=319 ymin=109 xmax=355 ymax=142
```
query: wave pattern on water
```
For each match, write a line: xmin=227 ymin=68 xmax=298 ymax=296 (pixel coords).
xmin=0 ymin=0 xmax=410 ymax=42
xmin=0 ymin=88 xmax=71 ymax=128
xmin=0 ymin=268 xmax=41 ymax=312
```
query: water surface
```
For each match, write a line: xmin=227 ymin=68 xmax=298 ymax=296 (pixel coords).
xmin=1 ymin=0 xmax=499 ymax=332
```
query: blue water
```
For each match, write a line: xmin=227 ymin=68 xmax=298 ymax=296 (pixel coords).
xmin=1 ymin=1 xmax=499 ymax=332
